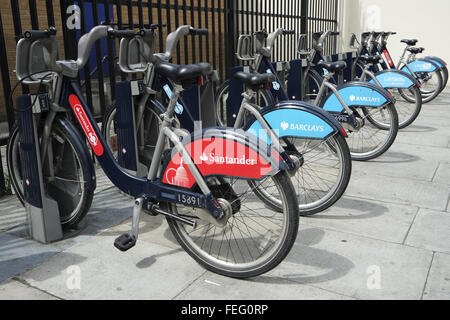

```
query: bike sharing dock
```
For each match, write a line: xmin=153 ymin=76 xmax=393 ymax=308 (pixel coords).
xmin=0 ymin=88 xmax=449 ymax=300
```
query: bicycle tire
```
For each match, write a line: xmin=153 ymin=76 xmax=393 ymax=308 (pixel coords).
xmin=347 ymin=103 xmax=399 ymax=161
xmin=215 ymin=80 xmax=273 ymax=127
xmin=7 ymin=119 xmax=95 ymax=229
xmin=165 ymin=170 xmax=299 ymax=279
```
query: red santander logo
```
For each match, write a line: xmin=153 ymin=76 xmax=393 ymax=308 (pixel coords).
xmin=69 ymin=95 xmax=104 ymax=157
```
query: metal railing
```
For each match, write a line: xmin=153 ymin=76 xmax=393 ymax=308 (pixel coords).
xmin=0 ymin=0 xmax=339 ymax=195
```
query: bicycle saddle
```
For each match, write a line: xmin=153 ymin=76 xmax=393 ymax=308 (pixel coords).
xmin=233 ymin=72 xmax=276 ymax=88
xmin=401 ymin=39 xmax=418 ymax=46
xmin=155 ymin=62 xmax=212 ymax=83
xmin=407 ymin=47 xmax=425 ymax=54
xmin=358 ymin=55 xmax=382 ymax=64
xmin=316 ymin=60 xmax=347 ymax=73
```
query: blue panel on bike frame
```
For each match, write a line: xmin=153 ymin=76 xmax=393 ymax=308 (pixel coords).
xmin=323 ymin=86 xmax=388 ymax=112
xmin=402 ymin=60 xmax=439 ymax=74
xmin=370 ymin=72 xmax=415 ymax=88
xmin=247 ymin=109 xmax=334 ymax=145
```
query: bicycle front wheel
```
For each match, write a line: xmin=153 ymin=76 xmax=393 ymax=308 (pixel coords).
xmin=215 ymin=80 xmax=273 ymax=127
xmin=165 ymin=171 xmax=299 ymax=279
xmin=346 ymin=103 xmax=399 ymax=161
xmin=251 ymin=134 xmax=352 ymax=216
xmin=7 ymin=120 xmax=95 ymax=228
xmin=102 ymin=101 xmax=162 ymax=169
xmin=389 ymin=86 xmax=423 ymax=129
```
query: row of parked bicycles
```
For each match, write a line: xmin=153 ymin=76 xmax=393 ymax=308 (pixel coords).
xmin=6 ymin=23 xmax=447 ymax=279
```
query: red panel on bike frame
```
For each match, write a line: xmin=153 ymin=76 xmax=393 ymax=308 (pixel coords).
xmin=383 ymin=50 xmax=394 ymax=67
xmin=163 ymin=137 xmax=275 ymax=189
xmin=69 ymin=94 xmax=104 ymax=157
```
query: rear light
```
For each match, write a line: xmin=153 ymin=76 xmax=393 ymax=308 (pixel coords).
xmin=386 ymin=91 xmax=393 ymax=99
xmin=341 ymin=128 xmax=348 ymax=137
xmin=264 ymin=83 xmax=270 ymax=90
xmin=198 ymin=76 xmax=204 ymax=86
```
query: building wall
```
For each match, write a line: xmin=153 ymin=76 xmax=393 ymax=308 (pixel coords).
xmin=340 ymin=0 xmax=450 ymax=65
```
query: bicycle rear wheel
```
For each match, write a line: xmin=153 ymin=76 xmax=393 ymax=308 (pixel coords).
xmin=7 ymin=120 xmax=95 ymax=228
xmin=165 ymin=171 xmax=299 ymax=279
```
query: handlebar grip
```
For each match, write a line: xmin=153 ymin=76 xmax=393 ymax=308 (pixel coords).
xmin=331 ymin=31 xmax=340 ymax=36
xmin=24 ymin=27 xmax=57 ymax=41
xmin=283 ymin=30 xmax=295 ymax=35
xmin=138 ymin=29 xmax=155 ymax=37
xmin=254 ymin=30 xmax=268 ymax=39
xmin=108 ymin=29 xmax=136 ymax=39
xmin=190 ymin=28 xmax=209 ymax=36
xmin=313 ymin=32 xmax=323 ymax=37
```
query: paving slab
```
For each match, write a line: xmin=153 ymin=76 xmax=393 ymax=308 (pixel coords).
xmin=18 ymin=234 xmax=206 ymax=300
xmin=346 ymin=170 xmax=450 ymax=211
xmin=351 ymin=152 xmax=436 ymax=182
xmin=0 ymin=280 xmax=58 ymax=300
xmin=0 ymin=196 xmax=26 ymax=232
xmin=423 ymin=253 xmax=450 ymax=300
xmin=432 ymin=163 xmax=450 ymax=185
xmin=175 ymin=272 xmax=353 ymax=300
xmin=394 ymin=130 xmax=450 ymax=148
xmin=301 ymin=196 xmax=418 ymax=243
xmin=393 ymin=142 xmax=450 ymax=166
xmin=405 ymin=209 xmax=450 ymax=254
xmin=268 ymin=226 xmax=433 ymax=300
xmin=0 ymin=233 xmax=61 ymax=284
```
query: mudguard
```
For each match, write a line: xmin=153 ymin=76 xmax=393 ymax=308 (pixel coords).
xmin=402 ymin=59 xmax=439 ymax=74
xmin=369 ymin=69 xmax=419 ymax=89
xmin=320 ymin=81 xmax=394 ymax=113
xmin=245 ymin=100 xmax=345 ymax=145
xmin=162 ymin=128 xmax=285 ymax=189
xmin=424 ymin=56 xmax=447 ymax=68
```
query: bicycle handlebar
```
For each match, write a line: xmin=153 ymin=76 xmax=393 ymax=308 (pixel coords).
xmin=76 ymin=25 xmax=112 ymax=70
xmin=162 ymin=25 xmax=208 ymax=61
xmin=283 ymin=30 xmax=295 ymax=35
xmin=108 ymin=29 xmax=136 ymax=39
xmin=313 ymin=30 xmax=340 ymax=51
xmin=190 ymin=27 xmax=209 ymax=36
xmin=24 ymin=27 xmax=57 ymax=41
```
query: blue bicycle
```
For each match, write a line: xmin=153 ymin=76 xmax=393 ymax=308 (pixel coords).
xmin=217 ymin=29 xmax=398 ymax=162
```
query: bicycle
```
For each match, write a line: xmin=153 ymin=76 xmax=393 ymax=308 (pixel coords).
xmin=361 ymin=31 xmax=444 ymax=103
xmin=8 ymin=25 xmax=301 ymax=278
xmin=218 ymin=29 xmax=398 ymax=162
xmin=346 ymin=33 xmax=423 ymax=129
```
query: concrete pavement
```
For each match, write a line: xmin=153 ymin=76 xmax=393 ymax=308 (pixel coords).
xmin=0 ymin=88 xmax=449 ymax=300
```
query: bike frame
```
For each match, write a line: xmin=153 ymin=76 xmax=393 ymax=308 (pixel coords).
xmin=50 ymin=74 xmax=225 ymax=220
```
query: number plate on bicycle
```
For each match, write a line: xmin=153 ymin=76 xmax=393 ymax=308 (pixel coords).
xmin=131 ymin=80 xmax=145 ymax=96
xmin=159 ymin=191 xmax=204 ymax=208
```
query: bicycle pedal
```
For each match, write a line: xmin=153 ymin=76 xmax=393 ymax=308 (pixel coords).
xmin=114 ymin=234 xmax=137 ymax=252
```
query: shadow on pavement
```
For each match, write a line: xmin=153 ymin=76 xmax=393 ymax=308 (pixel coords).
xmin=253 ymin=228 xmax=354 ymax=285
xmin=310 ymin=196 xmax=388 ymax=220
